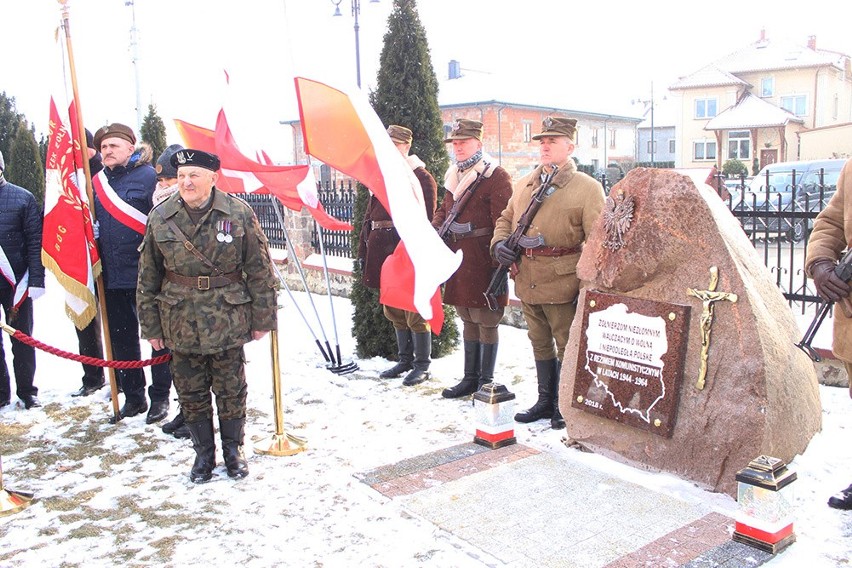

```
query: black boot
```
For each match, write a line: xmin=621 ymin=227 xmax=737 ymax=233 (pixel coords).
xmin=442 ymin=341 xmax=481 ymax=399
xmin=186 ymin=419 xmax=216 ymax=483
xmin=478 ymin=342 xmax=498 ymax=390
xmin=828 ymin=483 xmax=852 ymax=510
xmin=403 ymin=332 xmax=432 ymax=386
xmin=380 ymin=330 xmax=414 ymax=378
xmin=162 ymin=408 xmax=185 ymax=434
xmin=551 ymin=359 xmax=565 ymax=430
xmin=146 ymin=398 xmax=170 ymax=424
xmin=515 ymin=358 xmax=558 ymax=423
xmin=220 ymin=418 xmax=249 ymax=479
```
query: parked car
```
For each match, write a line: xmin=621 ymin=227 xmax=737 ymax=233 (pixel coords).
xmin=733 ymin=159 xmax=845 ymax=241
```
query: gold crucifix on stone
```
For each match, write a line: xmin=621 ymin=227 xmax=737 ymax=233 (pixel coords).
xmin=687 ymin=266 xmax=738 ymax=390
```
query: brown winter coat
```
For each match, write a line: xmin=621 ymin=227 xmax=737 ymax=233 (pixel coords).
xmin=357 ymin=163 xmax=437 ymax=289
xmin=432 ymin=164 xmax=513 ymax=308
xmin=805 ymin=157 xmax=852 ymax=367
xmin=491 ymin=159 xmax=605 ymax=305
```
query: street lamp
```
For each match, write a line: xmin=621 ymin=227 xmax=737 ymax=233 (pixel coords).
xmin=331 ymin=0 xmax=380 ymax=89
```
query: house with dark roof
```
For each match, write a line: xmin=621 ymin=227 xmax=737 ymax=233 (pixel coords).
xmin=670 ymin=31 xmax=852 ymax=171
xmin=439 ymin=62 xmax=642 ymax=179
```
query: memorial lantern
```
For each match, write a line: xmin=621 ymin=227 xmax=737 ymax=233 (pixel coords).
xmin=0 ymin=456 xmax=33 ymax=517
xmin=732 ymin=455 xmax=797 ymax=553
xmin=473 ymin=383 xmax=517 ymax=449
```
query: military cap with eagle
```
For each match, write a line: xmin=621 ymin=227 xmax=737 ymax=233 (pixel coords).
xmin=169 ymin=149 xmax=221 ymax=172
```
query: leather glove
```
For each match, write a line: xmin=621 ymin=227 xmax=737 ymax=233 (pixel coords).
xmin=29 ymin=287 xmax=45 ymax=301
xmin=92 ymin=220 xmax=100 ymax=240
xmin=812 ymin=260 xmax=851 ymax=302
xmin=494 ymin=240 xmax=520 ymax=266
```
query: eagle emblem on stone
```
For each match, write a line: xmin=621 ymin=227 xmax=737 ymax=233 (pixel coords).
xmin=602 ymin=192 xmax=634 ymax=250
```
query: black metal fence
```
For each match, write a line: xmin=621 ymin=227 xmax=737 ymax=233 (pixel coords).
xmin=246 ymin=169 xmax=837 ymax=312
xmin=240 ymin=193 xmax=287 ymax=249
xmin=310 ymin=180 xmax=358 ymax=257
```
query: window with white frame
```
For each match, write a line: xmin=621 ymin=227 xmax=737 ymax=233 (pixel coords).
xmin=694 ymin=98 xmax=718 ymax=119
xmin=693 ymin=139 xmax=717 ymax=161
xmin=522 ymin=121 xmax=532 ymax=143
xmin=761 ymin=77 xmax=774 ymax=97
xmin=668 ymin=139 xmax=676 ymax=153
xmin=780 ymin=94 xmax=807 ymax=116
xmin=646 ymin=140 xmax=657 ymax=153
xmin=728 ymin=130 xmax=750 ymax=160
xmin=591 ymin=128 xmax=599 ymax=148
xmin=609 ymin=129 xmax=616 ymax=149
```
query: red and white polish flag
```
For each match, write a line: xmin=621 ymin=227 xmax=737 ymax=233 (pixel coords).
xmin=293 ymin=76 xmax=462 ymax=333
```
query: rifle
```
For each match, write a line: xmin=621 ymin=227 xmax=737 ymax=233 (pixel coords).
xmin=437 ymin=164 xmax=488 ymax=241
xmin=797 ymin=248 xmax=852 ymax=362
xmin=484 ymin=165 xmax=560 ymax=310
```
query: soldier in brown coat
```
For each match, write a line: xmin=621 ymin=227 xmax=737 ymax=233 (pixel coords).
xmin=357 ymin=125 xmax=438 ymax=385
xmin=492 ymin=117 xmax=605 ymax=429
xmin=434 ymin=119 xmax=513 ymax=398
xmin=805 ymin=156 xmax=852 ymax=509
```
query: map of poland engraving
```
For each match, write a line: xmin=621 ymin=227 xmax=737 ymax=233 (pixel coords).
xmin=584 ymin=303 xmax=667 ymax=423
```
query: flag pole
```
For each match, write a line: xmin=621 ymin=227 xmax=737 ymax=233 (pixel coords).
xmin=253 ymin=329 xmax=307 ymax=457
xmin=59 ymin=0 xmax=121 ymax=423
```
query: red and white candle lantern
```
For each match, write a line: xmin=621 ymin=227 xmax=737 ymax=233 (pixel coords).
xmin=732 ymin=455 xmax=797 ymax=554
xmin=473 ymin=383 xmax=517 ymax=449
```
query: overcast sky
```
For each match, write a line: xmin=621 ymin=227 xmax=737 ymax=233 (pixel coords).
xmin=4 ymin=0 xmax=851 ymax=160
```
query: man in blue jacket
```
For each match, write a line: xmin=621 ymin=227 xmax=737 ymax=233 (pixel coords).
xmin=92 ymin=123 xmax=171 ymax=423
xmin=0 ymin=150 xmax=45 ymax=410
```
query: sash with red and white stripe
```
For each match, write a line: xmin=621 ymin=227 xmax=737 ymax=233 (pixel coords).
xmin=0 ymin=244 xmax=29 ymax=309
xmin=92 ymin=171 xmax=148 ymax=235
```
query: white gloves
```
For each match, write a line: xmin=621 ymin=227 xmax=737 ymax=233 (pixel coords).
xmin=29 ymin=287 xmax=46 ymax=301
xmin=93 ymin=220 xmax=100 ymax=239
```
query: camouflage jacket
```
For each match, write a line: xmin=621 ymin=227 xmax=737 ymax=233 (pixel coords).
xmin=136 ymin=188 xmax=278 ymax=354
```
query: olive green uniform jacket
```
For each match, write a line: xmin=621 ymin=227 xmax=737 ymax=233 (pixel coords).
xmin=805 ymin=157 xmax=852 ymax=367
xmin=136 ymin=188 xmax=278 ymax=355
xmin=491 ymin=159 xmax=605 ymax=305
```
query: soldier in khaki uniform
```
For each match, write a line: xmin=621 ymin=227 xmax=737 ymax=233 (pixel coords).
xmin=491 ymin=117 xmax=605 ymax=429
xmin=137 ymin=149 xmax=278 ymax=483
xmin=805 ymin=156 xmax=852 ymax=509
xmin=357 ymin=125 xmax=438 ymax=386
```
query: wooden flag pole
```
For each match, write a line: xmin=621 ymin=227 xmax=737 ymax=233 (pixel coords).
xmin=58 ymin=0 xmax=121 ymax=423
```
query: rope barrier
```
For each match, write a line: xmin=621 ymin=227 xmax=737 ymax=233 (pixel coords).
xmin=0 ymin=323 xmax=171 ymax=369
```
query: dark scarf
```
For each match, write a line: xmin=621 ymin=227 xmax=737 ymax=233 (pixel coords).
xmin=456 ymin=149 xmax=483 ymax=172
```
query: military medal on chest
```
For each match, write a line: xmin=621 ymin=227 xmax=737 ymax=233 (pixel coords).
xmin=217 ymin=220 xmax=233 ymax=243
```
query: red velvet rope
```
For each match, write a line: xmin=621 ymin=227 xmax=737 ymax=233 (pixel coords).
xmin=9 ymin=329 xmax=171 ymax=369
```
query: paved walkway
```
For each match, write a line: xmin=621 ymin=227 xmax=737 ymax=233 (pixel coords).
xmin=356 ymin=443 xmax=776 ymax=567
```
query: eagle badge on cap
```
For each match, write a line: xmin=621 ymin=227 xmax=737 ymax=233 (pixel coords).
xmin=544 ymin=116 xmax=554 ymax=129
xmin=176 ymin=151 xmax=193 ymax=164
xmin=451 ymin=121 xmax=461 ymax=133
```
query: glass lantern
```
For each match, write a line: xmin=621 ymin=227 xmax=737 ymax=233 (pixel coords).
xmin=732 ymin=455 xmax=797 ymax=554
xmin=473 ymin=383 xmax=517 ymax=449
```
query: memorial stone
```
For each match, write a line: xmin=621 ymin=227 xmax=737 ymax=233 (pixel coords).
xmin=563 ymin=168 xmax=822 ymax=496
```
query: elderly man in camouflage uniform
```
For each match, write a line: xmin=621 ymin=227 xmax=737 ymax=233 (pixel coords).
xmin=137 ymin=149 xmax=278 ymax=483
xmin=492 ymin=117 xmax=605 ymax=429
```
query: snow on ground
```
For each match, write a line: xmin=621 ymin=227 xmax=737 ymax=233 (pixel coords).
xmin=1 ymin=279 xmax=851 ymax=567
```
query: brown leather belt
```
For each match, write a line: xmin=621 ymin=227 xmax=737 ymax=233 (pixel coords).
xmin=523 ymin=245 xmax=582 ymax=258
xmin=371 ymin=220 xmax=394 ymax=230
xmin=447 ymin=227 xmax=492 ymax=243
xmin=165 ymin=270 xmax=242 ymax=290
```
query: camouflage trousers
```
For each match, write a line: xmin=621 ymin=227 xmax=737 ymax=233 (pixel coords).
xmin=170 ymin=346 xmax=247 ymax=423
xmin=521 ymin=301 xmax=576 ymax=362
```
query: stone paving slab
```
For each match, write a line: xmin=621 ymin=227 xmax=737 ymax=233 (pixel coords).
xmin=356 ymin=443 xmax=780 ymax=567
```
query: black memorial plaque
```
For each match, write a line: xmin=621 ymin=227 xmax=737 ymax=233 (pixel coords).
xmin=571 ymin=291 xmax=691 ymax=438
